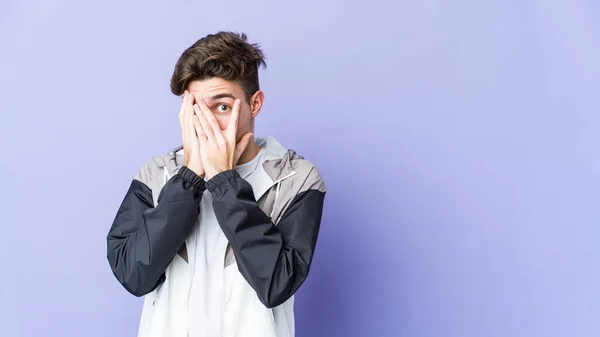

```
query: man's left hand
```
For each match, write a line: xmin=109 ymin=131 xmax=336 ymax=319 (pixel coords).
xmin=192 ymin=98 xmax=253 ymax=179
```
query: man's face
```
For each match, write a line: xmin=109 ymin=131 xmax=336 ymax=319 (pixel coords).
xmin=188 ymin=77 xmax=262 ymax=142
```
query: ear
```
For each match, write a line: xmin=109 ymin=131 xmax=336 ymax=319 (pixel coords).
xmin=249 ymin=90 xmax=264 ymax=118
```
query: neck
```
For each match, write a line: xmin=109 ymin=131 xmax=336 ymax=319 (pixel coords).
xmin=236 ymin=140 xmax=261 ymax=166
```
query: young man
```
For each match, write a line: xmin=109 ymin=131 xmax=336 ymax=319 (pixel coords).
xmin=106 ymin=32 xmax=326 ymax=337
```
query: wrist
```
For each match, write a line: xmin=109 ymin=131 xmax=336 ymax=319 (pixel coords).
xmin=185 ymin=162 xmax=204 ymax=178
xmin=179 ymin=166 xmax=206 ymax=191
xmin=206 ymin=166 xmax=231 ymax=180
xmin=206 ymin=169 xmax=240 ymax=193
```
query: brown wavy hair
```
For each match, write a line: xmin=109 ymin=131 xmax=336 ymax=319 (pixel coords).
xmin=170 ymin=31 xmax=267 ymax=103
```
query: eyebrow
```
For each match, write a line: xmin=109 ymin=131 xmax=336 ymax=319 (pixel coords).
xmin=207 ymin=93 xmax=236 ymax=101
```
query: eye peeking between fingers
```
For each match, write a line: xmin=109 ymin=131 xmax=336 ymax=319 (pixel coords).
xmin=216 ymin=104 xmax=230 ymax=114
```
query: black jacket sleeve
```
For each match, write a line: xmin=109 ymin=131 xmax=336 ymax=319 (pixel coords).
xmin=206 ymin=169 xmax=325 ymax=308
xmin=106 ymin=166 xmax=205 ymax=297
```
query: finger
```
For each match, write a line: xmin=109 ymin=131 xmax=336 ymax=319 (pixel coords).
xmin=199 ymin=99 xmax=226 ymax=145
xmin=227 ymin=99 xmax=242 ymax=140
xmin=181 ymin=90 xmax=188 ymax=107
xmin=193 ymin=115 xmax=207 ymax=147
xmin=194 ymin=103 xmax=216 ymax=144
xmin=234 ymin=132 xmax=253 ymax=163
xmin=180 ymin=91 xmax=189 ymax=143
xmin=179 ymin=91 xmax=187 ymax=119
xmin=188 ymin=90 xmax=195 ymax=109
xmin=185 ymin=92 xmax=197 ymax=141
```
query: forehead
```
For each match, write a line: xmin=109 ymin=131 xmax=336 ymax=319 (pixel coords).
xmin=188 ymin=78 xmax=244 ymax=98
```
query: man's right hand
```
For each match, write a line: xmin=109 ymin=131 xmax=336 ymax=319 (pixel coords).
xmin=179 ymin=90 xmax=205 ymax=177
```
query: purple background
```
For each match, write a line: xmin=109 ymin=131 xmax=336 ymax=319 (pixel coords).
xmin=1 ymin=1 xmax=599 ymax=336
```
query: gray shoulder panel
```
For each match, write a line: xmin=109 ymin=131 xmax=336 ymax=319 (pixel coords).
xmin=134 ymin=157 xmax=163 ymax=184
xmin=262 ymin=154 xmax=326 ymax=223
xmin=290 ymin=158 xmax=326 ymax=194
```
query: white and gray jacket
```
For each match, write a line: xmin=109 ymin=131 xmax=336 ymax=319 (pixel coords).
xmin=106 ymin=137 xmax=326 ymax=337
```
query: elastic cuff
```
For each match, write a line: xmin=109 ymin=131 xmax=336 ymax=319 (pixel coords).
xmin=178 ymin=166 xmax=206 ymax=191
xmin=206 ymin=170 xmax=240 ymax=193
